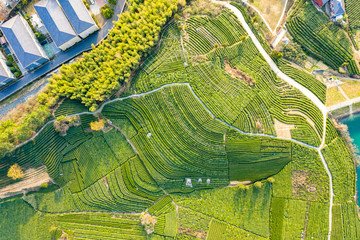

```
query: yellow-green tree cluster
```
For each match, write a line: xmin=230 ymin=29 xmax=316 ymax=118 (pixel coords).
xmin=0 ymin=105 xmax=51 ymax=156
xmin=41 ymin=0 xmax=182 ymax=111
xmin=0 ymin=0 xmax=182 ymax=157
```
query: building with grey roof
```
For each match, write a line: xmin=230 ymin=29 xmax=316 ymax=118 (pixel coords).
xmin=0 ymin=15 xmax=49 ymax=71
xmin=0 ymin=51 xmax=14 ymax=87
xmin=330 ymin=0 xmax=345 ymax=20
xmin=57 ymin=0 xmax=98 ymax=39
xmin=34 ymin=0 xmax=81 ymax=51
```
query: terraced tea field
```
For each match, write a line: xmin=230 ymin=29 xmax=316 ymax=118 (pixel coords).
xmin=0 ymin=1 xmax=359 ymax=239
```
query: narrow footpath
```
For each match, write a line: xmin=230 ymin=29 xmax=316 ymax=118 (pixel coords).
xmin=3 ymin=1 xmax=335 ymax=238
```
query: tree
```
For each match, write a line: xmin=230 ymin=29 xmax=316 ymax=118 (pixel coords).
xmin=90 ymin=119 xmax=106 ymax=131
xmin=237 ymin=183 xmax=246 ymax=190
xmin=267 ymin=177 xmax=275 ymax=183
xmin=35 ymin=32 xmax=46 ymax=43
xmin=178 ymin=0 xmax=186 ymax=7
xmin=140 ymin=212 xmax=157 ymax=234
xmin=7 ymin=164 xmax=24 ymax=180
xmin=101 ymin=4 xmax=114 ymax=19
xmin=281 ymin=42 xmax=307 ymax=66
xmin=108 ymin=0 xmax=117 ymax=5
xmin=14 ymin=71 xmax=21 ymax=78
xmin=53 ymin=115 xmax=78 ymax=136
xmin=174 ymin=13 xmax=180 ymax=21
xmin=254 ymin=181 xmax=262 ymax=188
xmin=271 ymin=50 xmax=283 ymax=61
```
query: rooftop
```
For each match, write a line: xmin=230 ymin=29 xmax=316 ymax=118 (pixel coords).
xmin=57 ymin=0 xmax=96 ymax=35
xmin=0 ymin=15 xmax=48 ymax=69
xmin=0 ymin=52 xmax=13 ymax=84
xmin=34 ymin=0 xmax=78 ymax=47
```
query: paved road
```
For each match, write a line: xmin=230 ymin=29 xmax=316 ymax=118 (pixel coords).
xmin=212 ymin=1 xmax=333 ymax=239
xmin=0 ymin=0 xmax=126 ymax=103
xmin=327 ymin=96 xmax=360 ymax=112
xmin=217 ymin=1 xmax=327 ymax=115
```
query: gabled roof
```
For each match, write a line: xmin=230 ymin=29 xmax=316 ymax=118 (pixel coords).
xmin=0 ymin=53 xmax=13 ymax=82
xmin=314 ymin=0 xmax=329 ymax=7
xmin=57 ymin=0 xmax=96 ymax=35
xmin=332 ymin=0 xmax=345 ymax=16
xmin=0 ymin=15 xmax=48 ymax=69
xmin=34 ymin=0 xmax=77 ymax=47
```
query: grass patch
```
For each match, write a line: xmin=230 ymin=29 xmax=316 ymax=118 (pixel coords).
xmin=326 ymin=87 xmax=347 ymax=107
xmin=339 ymin=80 xmax=360 ymax=99
xmin=250 ymin=0 xmax=287 ymax=30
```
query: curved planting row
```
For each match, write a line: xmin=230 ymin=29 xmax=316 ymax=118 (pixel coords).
xmin=54 ymin=213 xmax=147 ymax=239
xmin=345 ymin=0 xmax=360 ymax=29
xmin=226 ymin=130 xmax=292 ymax=181
xmin=278 ymin=60 xmax=327 ymax=104
xmin=27 ymin=155 xmax=163 ymax=213
xmin=102 ymin=85 xmax=230 ymax=191
xmin=0 ymin=125 xmax=67 ymax=188
xmin=55 ymin=99 xmax=89 ymax=118
xmin=287 ymin=1 xmax=358 ymax=74
xmin=322 ymin=137 xmax=356 ymax=204
xmin=185 ymin=10 xmax=248 ymax=55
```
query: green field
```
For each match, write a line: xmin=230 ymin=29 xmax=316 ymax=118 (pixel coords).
xmin=287 ymin=0 xmax=359 ymax=75
xmin=0 ymin=1 xmax=358 ymax=239
xmin=345 ymin=0 xmax=360 ymax=29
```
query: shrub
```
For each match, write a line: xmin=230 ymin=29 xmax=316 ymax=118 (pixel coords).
xmin=101 ymin=4 xmax=114 ymax=19
xmin=41 ymin=182 xmax=48 ymax=188
xmin=237 ymin=183 xmax=246 ymax=190
xmin=254 ymin=181 xmax=262 ymax=188
xmin=271 ymin=50 xmax=283 ymax=61
xmin=35 ymin=32 xmax=46 ymax=43
xmin=267 ymin=177 xmax=275 ymax=183
xmin=14 ymin=72 xmax=21 ymax=78
xmin=282 ymin=42 xmax=307 ymax=66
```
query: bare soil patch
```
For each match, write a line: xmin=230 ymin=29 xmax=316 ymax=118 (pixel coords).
xmin=224 ymin=60 xmax=254 ymax=86
xmin=0 ymin=165 xmax=52 ymax=199
xmin=228 ymin=180 xmax=252 ymax=187
xmin=291 ymin=170 xmax=317 ymax=198
xmin=179 ymin=228 xmax=207 ymax=239
xmin=287 ymin=110 xmax=321 ymax=139
xmin=103 ymin=176 xmax=109 ymax=190
xmin=273 ymin=118 xmax=295 ymax=139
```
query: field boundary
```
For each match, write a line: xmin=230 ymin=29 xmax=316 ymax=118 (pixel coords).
xmin=214 ymin=1 xmax=334 ymax=238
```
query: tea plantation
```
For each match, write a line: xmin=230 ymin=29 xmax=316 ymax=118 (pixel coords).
xmin=0 ymin=1 xmax=359 ymax=239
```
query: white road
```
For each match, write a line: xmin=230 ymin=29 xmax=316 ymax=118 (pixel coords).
xmin=212 ymin=1 xmax=333 ymax=239
xmin=8 ymin=2 xmax=335 ymax=238
xmin=327 ymin=96 xmax=360 ymax=112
